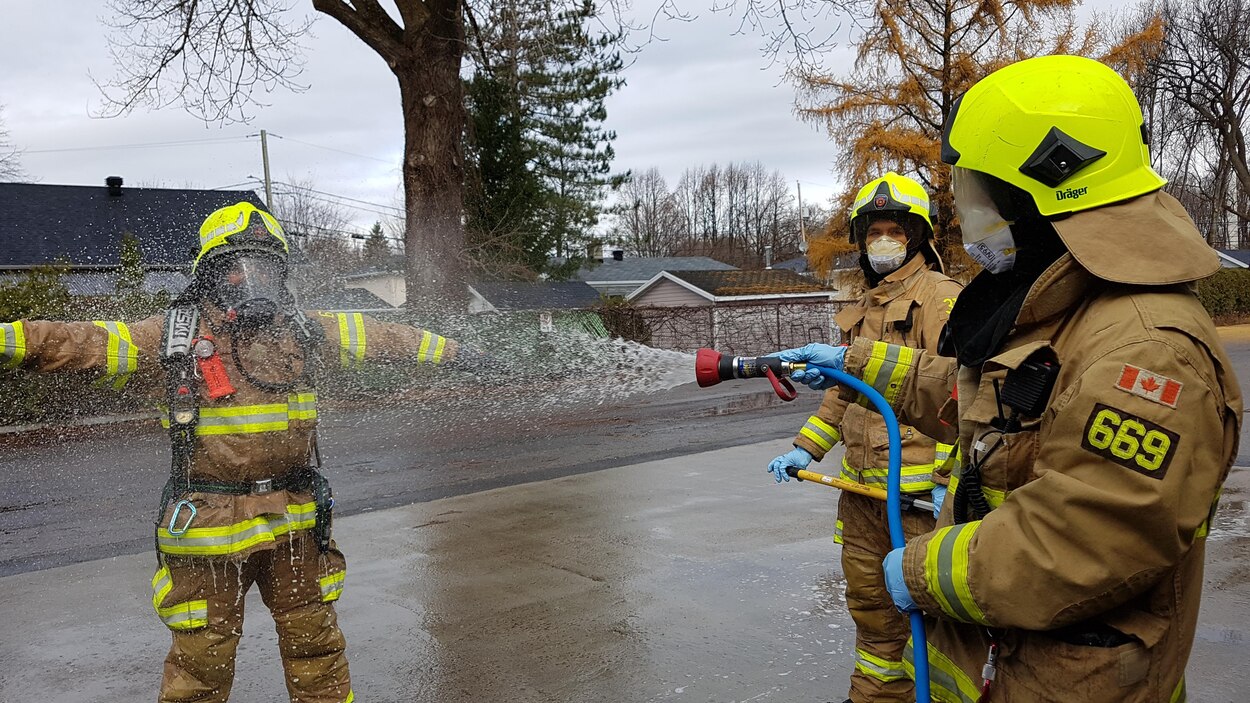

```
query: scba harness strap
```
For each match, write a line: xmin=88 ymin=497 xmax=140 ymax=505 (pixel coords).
xmin=155 ymin=304 xmax=334 ymax=554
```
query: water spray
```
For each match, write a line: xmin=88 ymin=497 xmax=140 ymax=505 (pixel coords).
xmin=693 ymin=346 xmax=932 ymax=703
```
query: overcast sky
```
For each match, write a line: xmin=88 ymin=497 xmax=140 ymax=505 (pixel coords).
xmin=1 ymin=1 xmax=1114 ymax=235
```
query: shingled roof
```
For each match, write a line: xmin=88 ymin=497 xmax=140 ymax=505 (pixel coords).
xmin=574 ymin=256 xmax=736 ymax=282
xmin=0 ymin=181 xmax=267 ymax=269
xmin=664 ymin=269 xmax=835 ymax=296
xmin=471 ymin=281 xmax=602 ymax=310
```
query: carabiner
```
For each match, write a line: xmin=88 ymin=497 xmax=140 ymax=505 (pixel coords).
xmin=168 ymin=499 xmax=197 ymax=536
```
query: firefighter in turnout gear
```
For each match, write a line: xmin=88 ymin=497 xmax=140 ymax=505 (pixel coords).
xmin=0 ymin=201 xmax=466 ymax=703
xmin=781 ymin=55 xmax=1241 ymax=702
xmin=767 ymin=172 xmax=962 ymax=703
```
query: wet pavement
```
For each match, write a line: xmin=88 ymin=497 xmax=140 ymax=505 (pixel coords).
xmin=3 ymin=440 xmax=1250 ymax=702
xmin=4 ymin=329 xmax=1250 ymax=701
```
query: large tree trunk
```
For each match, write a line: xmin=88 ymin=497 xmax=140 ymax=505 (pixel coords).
xmin=397 ymin=0 xmax=467 ymax=307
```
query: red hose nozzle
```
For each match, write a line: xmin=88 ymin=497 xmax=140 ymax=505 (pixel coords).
xmin=695 ymin=348 xmax=726 ymax=387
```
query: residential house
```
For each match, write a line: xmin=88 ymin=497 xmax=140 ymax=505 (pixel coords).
xmin=0 ymin=178 xmax=266 ymax=297
xmin=1216 ymin=249 xmax=1250 ymax=269
xmin=468 ymin=280 xmax=602 ymax=313
xmin=574 ymin=255 xmax=737 ymax=298
xmin=625 ymin=269 xmax=841 ymax=353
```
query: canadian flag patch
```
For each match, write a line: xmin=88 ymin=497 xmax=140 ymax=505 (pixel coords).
xmin=1115 ymin=364 xmax=1183 ymax=408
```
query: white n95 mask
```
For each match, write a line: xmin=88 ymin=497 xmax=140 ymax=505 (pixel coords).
xmin=866 ymin=237 xmax=908 ymax=274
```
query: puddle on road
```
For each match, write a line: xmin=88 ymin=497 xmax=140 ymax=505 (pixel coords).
xmin=1209 ymin=500 xmax=1250 ymax=541
xmin=701 ymin=392 xmax=789 ymax=417
xmin=1196 ymin=625 xmax=1250 ymax=647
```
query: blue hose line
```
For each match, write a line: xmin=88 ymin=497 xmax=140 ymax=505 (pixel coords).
xmin=809 ymin=365 xmax=931 ymax=703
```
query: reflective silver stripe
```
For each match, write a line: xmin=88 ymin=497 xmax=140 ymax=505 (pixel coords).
xmin=151 ymin=565 xmax=208 ymax=629
xmin=870 ymin=344 xmax=903 ymax=398
xmin=0 ymin=321 xmax=26 ymax=368
xmin=800 ymin=416 xmax=839 ymax=451
xmin=338 ymin=313 xmax=365 ymax=368
xmin=854 ymin=649 xmax=907 ymax=682
xmin=157 ymin=504 xmax=317 ymax=555
xmin=418 ymin=330 xmax=448 ymax=363
xmin=934 ymin=522 xmax=981 ymax=623
xmin=320 ymin=571 xmax=345 ymax=601
xmin=93 ymin=320 xmax=138 ymax=389
xmin=904 ymin=639 xmax=978 ymax=703
xmin=833 ymin=519 xmax=844 ymax=544
xmin=288 ymin=392 xmax=318 ymax=420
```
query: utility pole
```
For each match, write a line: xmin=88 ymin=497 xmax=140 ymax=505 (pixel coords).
xmin=796 ymin=180 xmax=808 ymax=253
xmin=260 ymin=129 xmax=273 ymax=210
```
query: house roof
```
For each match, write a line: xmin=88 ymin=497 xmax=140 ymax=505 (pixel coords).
xmin=0 ymin=181 xmax=267 ymax=268
xmin=303 ymin=287 xmax=395 ymax=311
xmin=471 ymin=281 xmax=602 ymax=310
xmin=575 ymin=256 xmax=736 ymax=282
xmin=0 ymin=269 xmax=190 ymax=296
xmin=1217 ymin=249 xmax=1250 ymax=267
xmin=664 ymin=269 xmax=835 ymax=296
xmin=772 ymin=256 xmax=809 ymax=273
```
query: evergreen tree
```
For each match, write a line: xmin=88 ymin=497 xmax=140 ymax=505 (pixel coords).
xmin=464 ymin=0 xmax=626 ymax=279
xmin=362 ymin=221 xmax=392 ymax=267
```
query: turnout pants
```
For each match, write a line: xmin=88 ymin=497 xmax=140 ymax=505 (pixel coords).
xmin=836 ymin=490 xmax=934 ymax=703
xmin=152 ymin=533 xmax=352 ymax=703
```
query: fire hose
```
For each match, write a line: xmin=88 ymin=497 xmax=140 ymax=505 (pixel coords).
xmin=695 ymin=349 xmax=932 ymax=703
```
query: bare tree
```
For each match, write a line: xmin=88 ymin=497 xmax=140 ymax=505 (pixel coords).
xmin=614 ymin=168 xmax=685 ymax=256
xmin=270 ymin=176 xmax=360 ymax=299
xmin=0 ymin=106 xmax=25 ymax=182
xmin=1128 ymin=0 xmax=1250 ymax=246
xmin=98 ymin=0 xmax=469 ymax=305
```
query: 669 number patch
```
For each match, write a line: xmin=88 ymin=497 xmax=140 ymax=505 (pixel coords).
xmin=1081 ymin=403 xmax=1179 ymax=479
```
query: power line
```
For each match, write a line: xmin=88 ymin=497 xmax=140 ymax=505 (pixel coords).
xmin=268 ymin=134 xmax=397 ymax=165
xmin=271 ymin=179 xmax=404 ymax=214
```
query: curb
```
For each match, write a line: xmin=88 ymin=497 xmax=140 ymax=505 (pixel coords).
xmin=0 ymin=413 xmax=159 ymax=435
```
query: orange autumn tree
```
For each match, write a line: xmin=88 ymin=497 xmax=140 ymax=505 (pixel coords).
xmin=795 ymin=0 xmax=1162 ymax=277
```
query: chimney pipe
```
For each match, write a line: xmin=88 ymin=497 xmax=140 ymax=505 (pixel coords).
xmin=106 ymin=176 xmax=123 ymax=197
xmin=764 ymin=245 xmax=773 ymax=269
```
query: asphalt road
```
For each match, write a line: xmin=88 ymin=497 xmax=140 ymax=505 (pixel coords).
xmin=0 ymin=378 xmax=813 ymax=577
xmin=5 ymin=327 xmax=1250 ymax=579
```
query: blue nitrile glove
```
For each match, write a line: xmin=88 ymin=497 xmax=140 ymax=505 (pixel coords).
xmin=774 ymin=344 xmax=848 ymax=391
xmin=883 ymin=547 xmax=917 ymax=612
xmin=767 ymin=447 xmax=813 ymax=483
xmin=930 ymin=484 xmax=947 ymax=519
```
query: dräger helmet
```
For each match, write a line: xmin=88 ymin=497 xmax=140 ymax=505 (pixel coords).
xmin=193 ymin=202 xmax=289 ymax=274
xmin=850 ymin=172 xmax=933 ymax=242
xmin=850 ymin=172 xmax=944 ymax=275
xmin=192 ymin=202 xmax=292 ymax=330
xmin=941 ymin=54 xmax=1216 ymax=285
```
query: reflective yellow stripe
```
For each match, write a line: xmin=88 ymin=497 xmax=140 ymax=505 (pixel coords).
xmin=433 ymin=335 xmax=447 ymax=362
xmin=1196 ymin=489 xmax=1221 ymax=539
xmin=904 ymin=637 xmax=979 ymax=703
xmin=92 ymin=320 xmax=139 ymax=390
xmin=320 ymin=570 xmax=346 ymax=602
xmin=344 ymin=690 xmax=355 ymax=703
xmin=150 ymin=565 xmax=208 ymax=630
xmin=157 ymin=502 xmax=317 ymax=556
xmin=337 ymin=313 xmax=366 ymax=369
xmin=948 ymin=471 xmax=1007 ymax=509
xmin=854 ymin=648 xmax=907 ymax=683
xmin=287 ymin=392 xmax=319 ymax=421
xmin=159 ymin=400 xmax=318 ymax=435
xmin=0 ymin=321 xmax=26 ymax=368
xmin=1171 ymin=676 xmax=1186 ymax=703
xmin=833 ymin=519 xmax=844 ymax=545
xmin=860 ymin=341 xmax=914 ymax=407
xmin=800 ymin=415 xmax=840 ymax=451
xmin=841 ymin=456 xmax=936 ymax=493
xmin=924 ymin=522 xmax=988 ymax=624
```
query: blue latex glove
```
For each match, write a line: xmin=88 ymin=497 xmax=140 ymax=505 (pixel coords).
xmin=773 ymin=344 xmax=848 ymax=391
xmin=930 ymin=484 xmax=947 ymax=519
xmin=883 ymin=548 xmax=917 ymax=612
xmin=767 ymin=447 xmax=813 ymax=483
